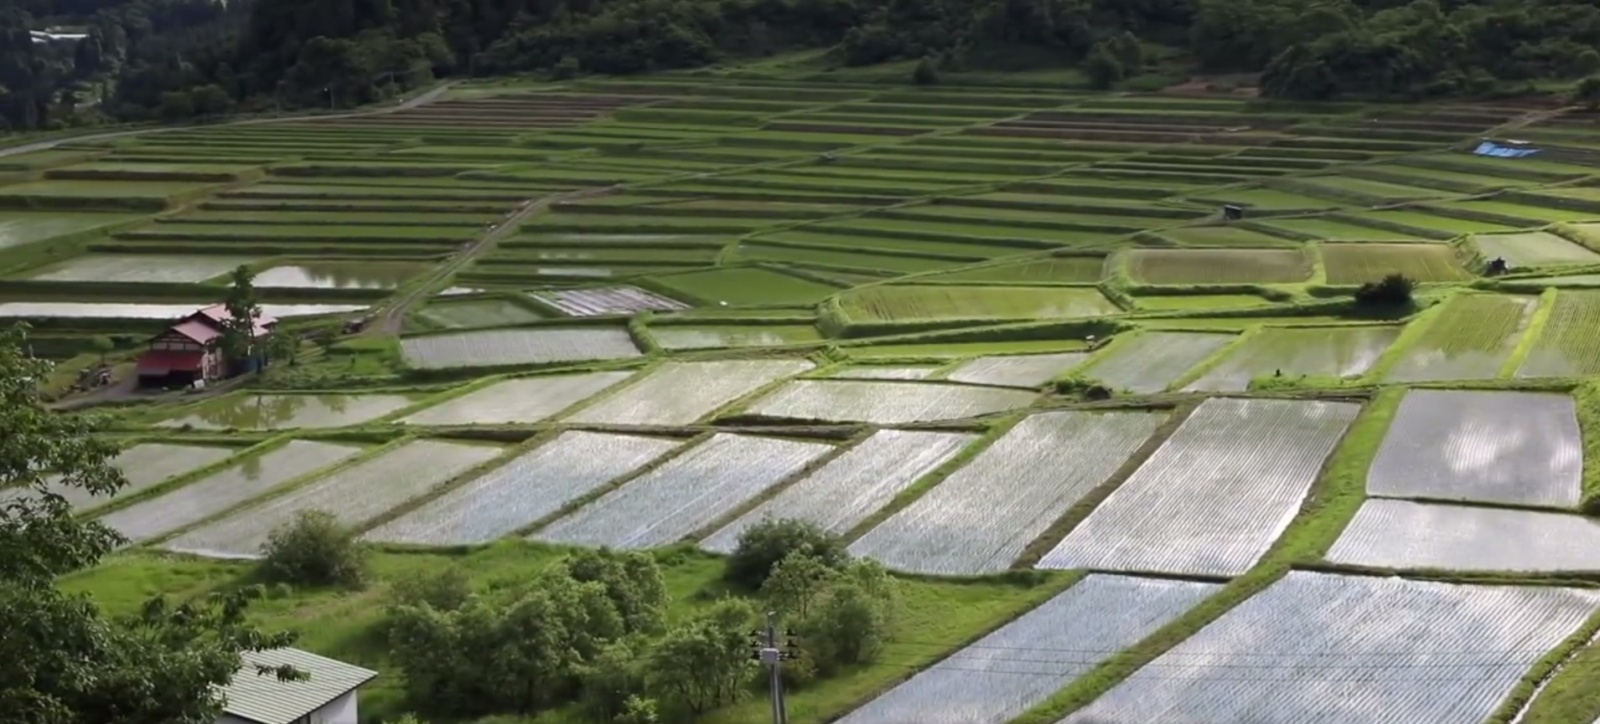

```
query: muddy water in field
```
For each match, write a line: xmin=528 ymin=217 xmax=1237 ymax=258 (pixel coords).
xmin=254 ymin=260 xmax=426 ymax=289
xmin=159 ymin=394 xmax=419 ymax=430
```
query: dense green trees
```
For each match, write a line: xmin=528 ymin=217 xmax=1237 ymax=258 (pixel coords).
xmin=11 ymin=0 xmax=1600 ymax=129
xmin=0 ymin=323 xmax=299 ymax=723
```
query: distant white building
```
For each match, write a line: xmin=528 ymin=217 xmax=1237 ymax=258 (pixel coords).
xmin=216 ymin=648 xmax=378 ymax=724
xmin=29 ymin=30 xmax=88 ymax=44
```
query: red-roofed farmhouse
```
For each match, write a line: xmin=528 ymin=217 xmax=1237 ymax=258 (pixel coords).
xmin=136 ymin=304 xmax=277 ymax=387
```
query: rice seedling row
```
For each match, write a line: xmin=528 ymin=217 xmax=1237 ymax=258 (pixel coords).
xmin=97 ymin=441 xmax=363 ymax=544
xmin=569 ymin=360 xmax=813 ymax=425
xmin=364 ymin=432 xmax=680 ymax=545
xmin=650 ymin=267 xmax=841 ymax=306
xmin=1063 ymin=572 xmax=1600 ymax=724
xmin=839 ymin=286 xmax=1119 ymax=323
xmin=165 ymin=440 xmax=502 ymax=558
xmin=945 ymin=352 xmax=1089 ymax=388
xmin=1126 ymin=248 xmax=1311 ymax=285
xmin=402 ymin=371 xmax=634 ymax=425
xmin=1367 ymin=390 xmax=1580 ymax=507
xmin=1517 ymin=290 xmax=1600 ymax=378
xmin=701 ymin=430 xmax=976 ymax=554
xmin=1040 ymin=398 xmax=1360 ymax=577
xmin=400 ymin=327 xmax=643 ymax=369
xmin=1473 ymin=231 xmax=1600 ymax=267
xmin=1185 ymin=326 xmax=1401 ymax=391
xmin=1080 ymin=332 xmax=1235 ymax=393
xmin=850 ymin=410 xmax=1166 ymax=576
xmin=1318 ymin=243 xmax=1472 ymax=284
xmin=744 ymin=380 xmax=1036 ymax=424
xmin=1385 ymin=293 xmax=1534 ymax=382
xmin=919 ymin=257 xmax=1106 ymax=283
xmin=536 ymin=433 xmax=832 ymax=549
xmin=837 ymin=575 xmax=1218 ymax=724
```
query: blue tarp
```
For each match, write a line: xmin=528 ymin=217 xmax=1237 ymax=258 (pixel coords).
xmin=1473 ymin=141 xmax=1541 ymax=158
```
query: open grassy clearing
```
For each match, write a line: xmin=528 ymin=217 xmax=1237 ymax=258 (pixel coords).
xmin=1317 ymin=243 xmax=1473 ymax=284
xmin=1040 ymin=398 xmax=1359 ymax=576
xmin=1385 ymin=293 xmax=1535 ymax=382
xmin=851 ymin=410 xmax=1165 ymax=576
xmin=1126 ymin=248 xmax=1311 ymax=284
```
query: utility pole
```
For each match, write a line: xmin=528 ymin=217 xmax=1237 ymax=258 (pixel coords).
xmin=753 ymin=611 xmax=788 ymax=724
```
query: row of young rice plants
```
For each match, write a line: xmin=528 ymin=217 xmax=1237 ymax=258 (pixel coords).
xmin=96 ymin=440 xmax=363 ymax=544
xmin=534 ymin=433 xmax=833 ymax=549
xmin=1125 ymin=248 xmax=1311 ymax=285
xmin=743 ymin=380 xmax=1037 ymax=424
xmin=944 ymin=351 xmax=1089 ymax=387
xmin=567 ymin=359 xmax=813 ymax=426
xmin=1077 ymin=332 xmax=1235 ymax=394
xmin=700 ymin=429 xmax=975 ymax=554
xmin=1317 ymin=243 xmax=1472 ymax=284
xmin=1517 ymin=290 xmax=1600 ymax=378
xmin=849 ymin=410 xmax=1167 ymax=576
xmin=649 ymin=266 xmax=843 ymax=306
xmin=836 ymin=285 xmax=1120 ymax=324
xmin=913 ymin=256 xmax=1107 ymax=284
xmin=1384 ymin=293 xmax=1536 ymax=382
xmin=837 ymin=575 xmax=1220 ymax=724
xmin=1325 ymin=498 xmax=1600 ymax=572
xmin=1061 ymin=572 xmax=1600 ymax=724
xmin=399 ymin=371 xmax=634 ymax=425
xmin=363 ymin=431 xmax=682 ymax=545
xmin=1183 ymin=326 xmax=1401 ymax=392
xmin=4 ymin=443 xmax=237 ymax=513
xmin=164 ymin=439 xmax=502 ymax=558
xmin=1039 ymin=398 xmax=1360 ymax=576
xmin=1472 ymin=231 xmax=1600 ymax=267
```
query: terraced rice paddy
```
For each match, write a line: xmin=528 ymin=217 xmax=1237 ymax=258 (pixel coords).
xmin=1259 ymin=217 xmax=1420 ymax=241
xmin=364 ymin=432 xmax=680 ymax=545
xmin=1064 ymin=572 xmax=1600 ymax=724
xmin=1385 ymin=294 xmax=1535 ymax=382
xmin=850 ymin=411 xmax=1165 ymax=575
xmin=19 ymin=254 xmax=251 ymax=283
xmin=1318 ymin=243 xmax=1472 ymax=284
xmin=569 ymin=360 xmax=812 ymax=425
xmin=650 ymin=266 xmax=840 ymax=305
xmin=836 ymin=575 xmax=1219 ymax=724
xmin=253 ymin=261 xmax=425 ymax=289
xmin=415 ymin=299 xmax=546 ymax=328
xmin=1041 ymin=398 xmax=1359 ymax=576
xmin=829 ymin=365 xmax=938 ymax=380
xmin=838 ymin=285 xmax=1119 ymax=323
xmin=158 ymin=393 xmax=416 ymax=430
xmin=919 ymin=256 xmax=1105 ymax=283
xmin=1473 ymin=231 xmax=1600 ymax=267
xmin=1517 ymin=290 xmax=1600 ymax=378
xmin=400 ymin=327 xmax=642 ymax=369
xmin=400 ymin=371 xmax=634 ymax=425
xmin=14 ymin=443 xmax=237 ymax=511
xmin=164 ymin=440 xmax=501 ymax=558
xmin=529 ymin=285 xmax=688 ymax=316
xmin=1079 ymin=332 xmax=1234 ymax=393
xmin=0 ymin=301 xmax=365 ymax=319
xmin=1368 ymin=390 xmax=1580 ymax=507
xmin=1327 ymin=499 xmax=1600 ymax=571
xmin=650 ymin=324 xmax=823 ymax=350
xmin=1126 ymin=248 xmax=1311 ymax=285
xmin=97 ymin=441 xmax=363 ymax=543
xmin=536 ymin=433 xmax=831 ymax=549
xmin=744 ymin=380 xmax=1035 ymax=424
xmin=1185 ymin=326 xmax=1400 ymax=391
xmin=945 ymin=352 xmax=1088 ymax=387
xmin=701 ymin=430 xmax=974 ymax=553
xmin=0 ymin=211 xmax=140 ymax=250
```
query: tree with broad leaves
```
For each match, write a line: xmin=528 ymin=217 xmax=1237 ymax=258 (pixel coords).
xmin=0 ymin=323 xmax=302 ymax=724
xmin=220 ymin=265 xmax=263 ymax=372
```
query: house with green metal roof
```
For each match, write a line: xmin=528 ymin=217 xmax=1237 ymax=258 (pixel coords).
xmin=217 ymin=648 xmax=378 ymax=724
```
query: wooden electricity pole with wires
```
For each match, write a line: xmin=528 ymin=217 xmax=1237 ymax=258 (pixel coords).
xmin=752 ymin=611 xmax=795 ymax=724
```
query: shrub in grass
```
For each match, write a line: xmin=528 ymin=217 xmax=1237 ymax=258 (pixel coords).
xmin=260 ymin=509 xmax=367 ymax=588
xmin=725 ymin=517 xmax=848 ymax=589
xmin=913 ymin=56 xmax=940 ymax=85
xmin=387 ymin=568 xmax=472 ymax=612
xmin=1353 ymin=273 xmax=1416 ymax=307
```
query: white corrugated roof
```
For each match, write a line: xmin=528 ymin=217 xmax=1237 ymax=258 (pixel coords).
xmin=221 ymin=648 xmax=378 ymax=724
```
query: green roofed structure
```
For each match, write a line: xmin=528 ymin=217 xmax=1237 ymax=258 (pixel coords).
xmin=217 ymin=648 xmax=378 ymax=724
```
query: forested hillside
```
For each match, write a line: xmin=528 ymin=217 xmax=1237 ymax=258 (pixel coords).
xmin=6 ymin=0 xmax=1600 ymax=131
